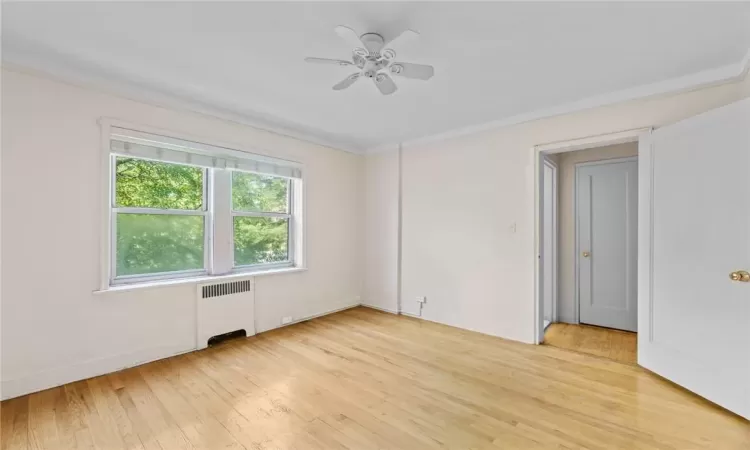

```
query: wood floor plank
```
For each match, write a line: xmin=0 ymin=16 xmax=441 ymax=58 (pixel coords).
xmin=86 ymin=376 xmax=146 ymax=450
xmin=112 ymin=370 xmax=194 ymax=449
xmin=28 ymin=388 xmax=61 ymax=449
xmin=1 ymin=398 xmax=29 ymax=450
xmin=545 ymin=323 xmax=637 ymax=365
xmin=2 ymin=307 xmax=747 ymax=450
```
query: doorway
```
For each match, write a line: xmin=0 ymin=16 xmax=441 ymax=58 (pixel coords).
xmin=535 ymin=136 xmax=642 ymax=364
xmin=532 ymin=99 xmax=749 ymax=419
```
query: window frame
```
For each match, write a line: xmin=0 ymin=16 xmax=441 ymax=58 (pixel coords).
xmin=100 ymin=119 xmax=304 ymax=289
xmin=230 ymin=175 xmax=295 ymax=271
xmin=110 ymin=155 xmax=212 ymax=285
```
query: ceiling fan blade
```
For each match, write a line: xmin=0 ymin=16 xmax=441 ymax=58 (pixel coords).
xmin=374 ymin=73 xmax=397 ymax=95
xmin=305 ymin=57 xmax=353 ymax=66
xmin=383 ymin=29 xmax=419 ymax=52
xmin=335 ymin=25 xmax=365 ymax=50
xmin=389 ymin=62 xmax=434 ymax=80
xmin=333 ymin=73 xmax=361 ymax=90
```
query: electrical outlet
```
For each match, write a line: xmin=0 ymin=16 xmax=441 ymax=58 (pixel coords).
xmin=281 ymin=316 xmax=293 ymax=325
xmin=416 ymin=296 xmax=426 ymax=304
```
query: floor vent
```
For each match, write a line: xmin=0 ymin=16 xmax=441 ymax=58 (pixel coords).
xmin=207 ymin=329 xmax=247 ymax=347
xmin=201 ymin=279 xmax=252 ymax=298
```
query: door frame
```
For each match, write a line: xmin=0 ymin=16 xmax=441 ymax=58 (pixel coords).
xmin=532 ymin=128 xmax=653 ymax=345
xmin=573 ymin=156 xmax=638 ymax=328
xmin=541 ymin=158 xmax=558 ymax=325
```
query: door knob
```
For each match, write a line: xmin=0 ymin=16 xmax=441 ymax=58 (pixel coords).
xmin=582 ymin=251 xmax=590 ymax=258
xmin=729 ymin=270 xmax=750 ymax=282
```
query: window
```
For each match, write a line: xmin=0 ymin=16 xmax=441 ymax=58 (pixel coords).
xmin=114 ymin=157 xmax=207 ymax=278
xmin=106 ymin=126 xmax=303 ymax=285
xmin=232 ymin=172 xmax=292 ymax=267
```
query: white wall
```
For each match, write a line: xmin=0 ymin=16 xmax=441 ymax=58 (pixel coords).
xmin=556 ymin=142 xmax=639 ymax=323
xmin=363 ymin=150 xmax=400 ymax=313
xmin=0 ymin=68 xmax=364 ymax=399
xmin=395 ymin=75 xmax=749 ymax=344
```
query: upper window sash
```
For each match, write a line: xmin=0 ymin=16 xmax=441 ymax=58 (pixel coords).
xmin=112 ymin=156 xmax=209 ymax=212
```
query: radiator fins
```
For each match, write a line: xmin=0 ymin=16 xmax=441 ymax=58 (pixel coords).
xmin=201 ymin=279 xmax=252 ymax=299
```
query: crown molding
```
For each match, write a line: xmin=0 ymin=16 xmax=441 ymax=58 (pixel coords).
xmin=369 ymin=47 xmax=750 ymax=153
xmin=4 ymin=39 xmax=748 ymax=156
xmin=0 ymin=53 xmax=366 ymax=155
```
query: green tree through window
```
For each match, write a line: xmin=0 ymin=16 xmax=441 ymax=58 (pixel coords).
xmin=232 ymin=172 xmax=290 ymax=266
xmin=113 ymin=157 xmax=292 ymax=278
xmin=115 ymin=157 xmax=205 ymax=276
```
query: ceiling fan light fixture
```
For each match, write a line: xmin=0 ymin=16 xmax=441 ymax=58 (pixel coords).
xmin=382 ymin=49 xmax=396 ymax=60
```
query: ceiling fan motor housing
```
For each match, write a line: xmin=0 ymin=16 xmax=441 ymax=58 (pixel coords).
xmin=359 ymin=33 xmax=385 ymax=54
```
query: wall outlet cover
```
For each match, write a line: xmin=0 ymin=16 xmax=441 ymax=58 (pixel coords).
xmin=281 ymin=316 xmax=293 ymax=325
xmin=416 ymin=296 xmax=426 ymax=303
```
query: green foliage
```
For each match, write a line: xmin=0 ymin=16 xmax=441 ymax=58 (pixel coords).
xmin=115 ymin=157 xmax=203 ymax=210
xmin=114 ymin=157 xmax=290 ymax=277
xmin=233 ymin=217 xmax=289 ymax=266
xmin=116 ymin=214 xmax=204 ymax=276
xmin=232 ymin=172 xmax=288 ymax=213
xmin=232 ymin=172 xmax=290 ymax=265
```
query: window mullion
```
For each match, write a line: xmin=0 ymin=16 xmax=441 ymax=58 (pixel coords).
xmin=230 ymin=211 xmax=291 ymax=219
xmin=211 ymin=169 xmax=233 ymax=275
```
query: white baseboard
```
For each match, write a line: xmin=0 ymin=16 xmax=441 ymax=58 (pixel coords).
xmin=256 ymin=303 xmax=361 ymax=333
xmin=1 ymin=342 xmax=194 ymax=400
xmin=399 ymin=311 xmax=533 ymax=345
xmin=360 ymin=303 xmax=399 ymax=314
xmin=2 ymin=302 xmax=361 ymax=401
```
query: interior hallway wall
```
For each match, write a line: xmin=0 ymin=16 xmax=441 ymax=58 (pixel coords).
xmin=397 ymin=75 xmax=748 ymax=344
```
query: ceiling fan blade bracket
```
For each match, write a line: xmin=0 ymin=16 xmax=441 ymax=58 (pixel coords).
xmin=332 ymin=72 xmax=361 ymax=91
xmin=389 ymin=62 xmax=434 ymax=80
xmin=374 ymin=73 xmax=397 ymax=95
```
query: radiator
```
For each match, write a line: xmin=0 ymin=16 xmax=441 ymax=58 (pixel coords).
xmin=196 ymin=279 xmax=256 ymax=350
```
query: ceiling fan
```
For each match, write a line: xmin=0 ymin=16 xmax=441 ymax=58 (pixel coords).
xmin=305 ymin=26 xmax=434 ymax=95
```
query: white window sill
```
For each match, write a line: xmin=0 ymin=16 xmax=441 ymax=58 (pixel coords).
xmin=93 ymin=266 xmax=307 ymax=295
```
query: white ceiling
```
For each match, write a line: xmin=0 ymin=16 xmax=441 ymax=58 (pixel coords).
xmin=3 ymin=2 xmax=749 ymax=152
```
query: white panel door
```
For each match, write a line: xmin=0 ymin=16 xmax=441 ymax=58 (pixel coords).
xmin=577 ymin=159 xmax=638 ymax=332
xmin=640 ymin=97 xmax=749 ymax=419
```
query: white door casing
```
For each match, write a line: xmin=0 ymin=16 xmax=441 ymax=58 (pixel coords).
xmin=542 ymin=159 xmax=557 ymax=326
xmin=639 ymin=97 xmax=749 ymax=419
xmin=577 ymin=158 xmax=638 ymax=332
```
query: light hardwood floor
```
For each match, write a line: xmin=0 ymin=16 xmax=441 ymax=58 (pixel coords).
xmin=544 ymin=322 xmax=638 ymax=364
xmin=1 ymin=307 xmax=747 ymax=449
